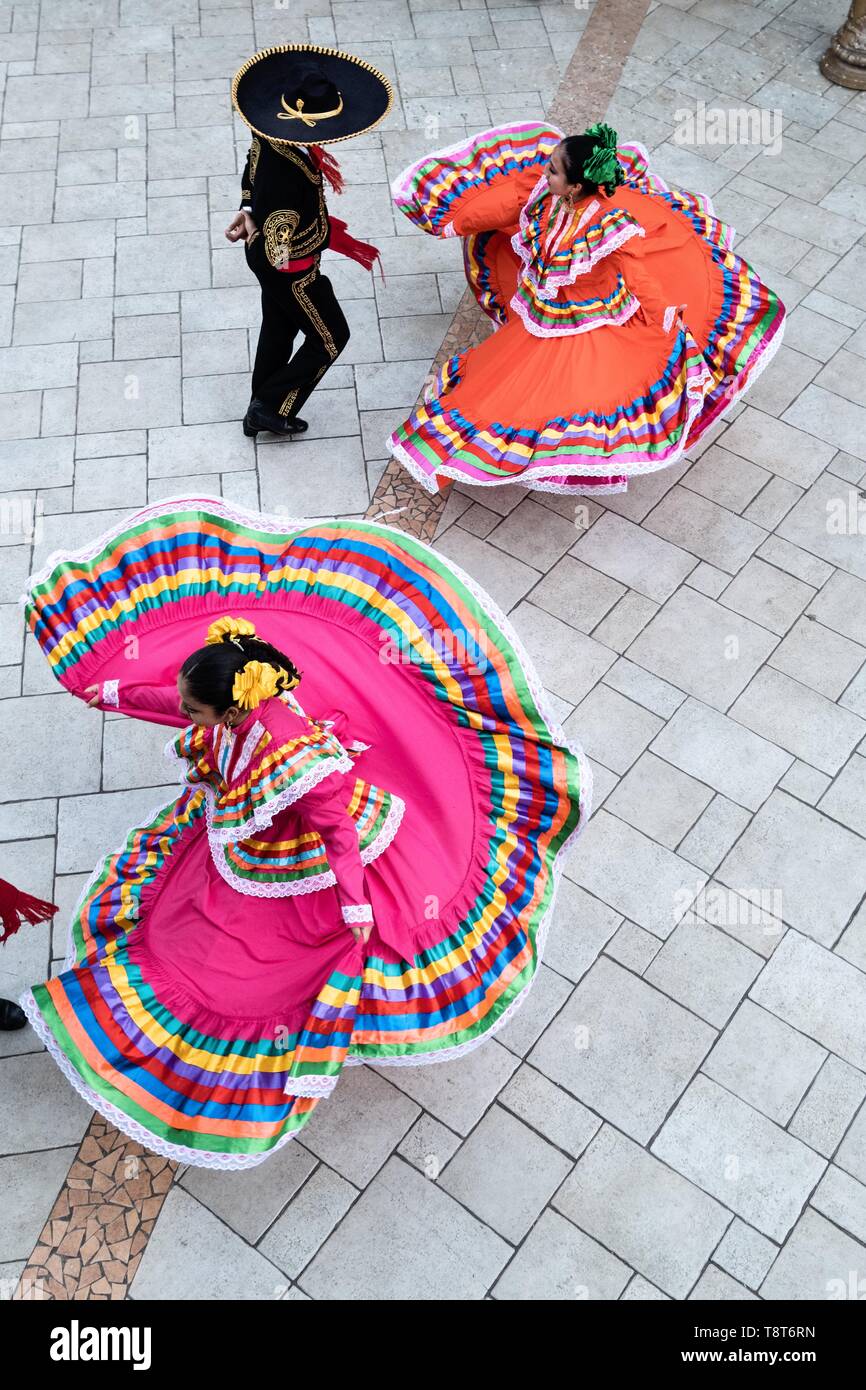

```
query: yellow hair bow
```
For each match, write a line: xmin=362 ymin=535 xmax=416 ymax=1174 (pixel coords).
xmin=232 ymin=660 xmax=285 ymax=711
xmin=206 ymin=616 xmax=257 ymax=647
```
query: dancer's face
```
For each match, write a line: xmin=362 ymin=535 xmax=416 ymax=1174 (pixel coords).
xmin=177 ymin=674 xmax=237 ymax=728
xmin=548 ymin=144 xmax=580 ymax=200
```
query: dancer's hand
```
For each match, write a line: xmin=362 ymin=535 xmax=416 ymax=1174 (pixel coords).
xmin=225 ymin=211 xmax=256 ymax=243
xmin=84 ymin=684 xmax=101 ymax=708
xmin=350 ymin=923 xmax=372 ymax=944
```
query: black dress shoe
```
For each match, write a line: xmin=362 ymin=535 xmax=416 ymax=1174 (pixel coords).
xmin=242 ymin=398 xmax=309 ymax=438
xmin=0 ymin=998 xmax=27 ymax=1030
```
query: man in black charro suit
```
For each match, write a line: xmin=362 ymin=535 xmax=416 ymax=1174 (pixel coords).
xmin=227 ymin=135 xmax=348 ymax=438
xmin=225 ymin=46 xmax=392 ymax=440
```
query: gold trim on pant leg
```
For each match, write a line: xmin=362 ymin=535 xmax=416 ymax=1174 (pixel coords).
xmin=278 ymin=385 xmax=301 ymax=418
xmin=293 ymin=266 xmax=337 ymax=358
xmin=278 ymin=268 xmax=339 ymax=416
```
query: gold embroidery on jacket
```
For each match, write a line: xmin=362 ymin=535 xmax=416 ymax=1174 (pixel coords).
xmin=263 ymin=209 xmax=300 ymax=267
xmin=287 ymin=185 xmax=329 ymax=258
xmin=262 ymin=192 xmax=328 ymax=266
xmin=289 ymin=218 xmax=328 ymax=257
xmin=249 ymin=136 xmax=261 ymax=185
xmin=267 ymin=141 xmax=321 ymax=185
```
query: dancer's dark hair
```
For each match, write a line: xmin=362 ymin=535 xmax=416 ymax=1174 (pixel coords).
xmin=180 ymin=632 xmax=301 ymax=713
xmin=560 ymin=123 xmax=625 ymax=195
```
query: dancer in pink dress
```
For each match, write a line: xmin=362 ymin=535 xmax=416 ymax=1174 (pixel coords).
xmin=81 ymin=616 xmax=403 ymax=1053
xmin=19 ymin=497 xmax=589 ymax=1169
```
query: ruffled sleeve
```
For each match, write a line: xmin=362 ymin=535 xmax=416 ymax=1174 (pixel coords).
xmin=207 ymin=719 xmax=354 ymax=845
xmin=514 ymin=199 xmax=647 ymax=295
xmin=392 ymin=121 xmax=563 ymax=238
xmin=167 ymin=722 xmax=222 ymax=792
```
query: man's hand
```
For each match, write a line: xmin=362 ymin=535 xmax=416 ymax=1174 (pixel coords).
xmin=225 ymin=211 xmax=256 ymax=243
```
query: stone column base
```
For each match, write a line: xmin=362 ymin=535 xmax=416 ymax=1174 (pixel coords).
xmin=820 ymin=0 xmax=866 ymax=90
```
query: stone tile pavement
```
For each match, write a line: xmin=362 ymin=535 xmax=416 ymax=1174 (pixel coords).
xmin=3 ymin=0 xmax=866 ymax=1301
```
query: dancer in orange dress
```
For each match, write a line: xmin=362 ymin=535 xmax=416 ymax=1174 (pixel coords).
xmin=388 ymin=122 xmax=785 ymax=495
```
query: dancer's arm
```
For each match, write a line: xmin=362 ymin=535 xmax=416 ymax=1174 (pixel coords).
xmin=224 ymin=143 xmax=256 ymax=241
xmin=83 ymin=681 xmax=185 ymax=727
xmin=443 ymin=166 xmax=542 ymax=237
xmin=300 ymin=777 xmax=374 ymax=943
xmin=617 ymin=236 xmax=681 ymax=332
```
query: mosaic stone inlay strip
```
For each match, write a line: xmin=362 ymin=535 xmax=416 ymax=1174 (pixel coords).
xmin=13 ymin=1117 xmax=177 ymax=1301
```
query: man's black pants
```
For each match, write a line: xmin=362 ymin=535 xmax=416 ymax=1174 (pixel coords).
xmin=244 ymin=234 xmax=350 ymax=420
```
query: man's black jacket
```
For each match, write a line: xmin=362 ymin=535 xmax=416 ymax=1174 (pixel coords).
xmin=239 ymin=137 xmax=331 ymax=267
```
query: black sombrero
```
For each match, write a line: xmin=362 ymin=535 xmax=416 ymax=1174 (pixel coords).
xmin=231 ymin=44 xmax=393 ymax=146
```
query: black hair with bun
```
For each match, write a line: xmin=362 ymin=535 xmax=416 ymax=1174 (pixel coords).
xmin=559 ymin=124 xmax=625 ymax=196
xmin=180 ymin=631 xmax=302 ymax=714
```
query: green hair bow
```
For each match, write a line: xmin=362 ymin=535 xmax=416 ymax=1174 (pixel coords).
xmin=581 ymin=122 xmax=624 ymax=189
